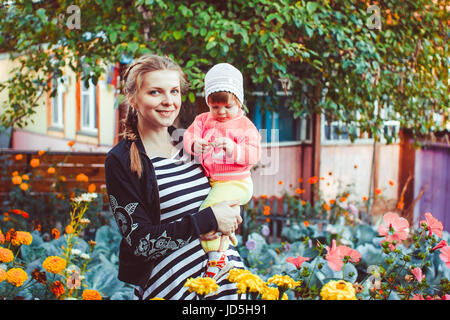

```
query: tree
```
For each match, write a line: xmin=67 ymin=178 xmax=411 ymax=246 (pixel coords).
xmin=0 ymin=0 xmax=448 ymax=143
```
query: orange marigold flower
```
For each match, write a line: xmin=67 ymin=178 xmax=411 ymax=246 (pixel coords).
xmin=295 ymin=188 xmax=305 ymax=194
xmin=0 ymin=232 xmax=5 ymax=244
xmin=329 ymin=199 xmax=335 ymax=205
xmin=363 ymin=196 xmax=368 ymax=201
xmin=43 ymin=256 xmax=66 ymax=274
xmin=323 ymin=203 xmax=331 ymax=211
xmin=11 ymin=175 xmax=22 ymax=185
xmin=303 ymin=221 xmax=310 ymax=227
xmin=374 ymin=188 xmax=382 ymax=195
xmin=60 ymin=175 xmax=67 ymax=182
xmin=308 ymin=176 xmax=318 ymax=184
xmin=278 ymin=180 xmax=283 ymax=185
xmin=30 ymin=158 xmax=40 ymax=168
xmin=301 ymin=200 xmax=306 ymax=206
xmin=38 ymin=150 xmax=46 ymax=156
xmin=88 ymin=183 xmax=96 ymax=193
xmin=340 ymin=196 xmax=347 ymax=202
xmin=388 ymin=180 xmax=395 ymax=186
xmin=11 ymin=231 xmax=32 ymax=246
xmin=6 ymin=268 xmax=28 ymax=287
xmin=21 ymin=174 xmax=29 ymax=181
xmin=51 ymin=228 xmax=61 ymax=240
xmin=47 ymin=167 xmax=56 ymax=174
xmin=5 ymin=228 xmax=16 ymax=242
xmin=20 ymin=183 xmax=29 ymax=191
xmin=50 ymin=280 xmax=65 ymax=298
xmin=298 ymin=178 xmax=303 ymax=183
xmin=76 ymin=173 xmax=89 ymax=183
xmin=260 ymin=194 xmax=268 ymax=199
xmin=65 ymin=225 xmax=74 ymax=234
xmin=68 ymin=140 xmax=75 ymax=147
xmin=15 ymin=154 xmax=23 ymax=160
xmin=12 ymin=171 xmax=19 ymax=176
xmin=0 ymin=269 xmax=6 ymax=282
xmin=82 ymin=289 xmax=102 ymax=300
xmin=0 ymin=247 xmax=14 ymax=263
xmin=266 ymin=218 xmax=271 ymax=223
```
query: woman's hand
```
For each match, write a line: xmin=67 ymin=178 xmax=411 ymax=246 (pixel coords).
xmin=210 ymin=200 xmax=242 ymax=236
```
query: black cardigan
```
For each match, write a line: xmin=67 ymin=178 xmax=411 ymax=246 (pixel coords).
xmin=104 ymin=126 xmax=218 ymax=287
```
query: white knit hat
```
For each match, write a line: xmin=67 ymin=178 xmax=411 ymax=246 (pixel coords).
xmin=204 ymin=63 xmax=244 ymax=106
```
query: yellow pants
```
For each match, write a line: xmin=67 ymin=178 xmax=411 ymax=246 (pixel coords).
xmin=200 ymin=177 xmax=253 ymax=252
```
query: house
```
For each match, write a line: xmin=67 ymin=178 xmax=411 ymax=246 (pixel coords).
xmin=0 ymin=52 xmax=119 ymax=152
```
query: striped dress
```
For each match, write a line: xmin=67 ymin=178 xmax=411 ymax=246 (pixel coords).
xmin=134 ymin=148 xmax=245 ymax=300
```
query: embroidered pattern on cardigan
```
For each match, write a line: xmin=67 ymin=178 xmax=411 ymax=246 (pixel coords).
xmin=134 ymin=231 xmax=191 ymax=261
xmin=109 ymin=195 xmax=139 ymax=246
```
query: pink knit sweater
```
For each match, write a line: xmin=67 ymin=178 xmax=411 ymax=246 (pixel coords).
xmin=183 ymin=109 xmax=261 ymax=181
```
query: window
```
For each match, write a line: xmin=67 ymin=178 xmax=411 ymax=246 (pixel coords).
xmin=249 ymin=93 xmax=312 ymax=144
xmin=51 ymin=77 xmax=65 ymax=128
xmin=80 ymin=79 xmax=98 ymax=132
xmin=321 ymin=101 xmax=400 ymax=144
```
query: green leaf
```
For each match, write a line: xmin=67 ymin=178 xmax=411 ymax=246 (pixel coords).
xmin=173 ymin=30 xmax=183 ymax=40
xmin=109 ymin=31 xmax=118 ymax=44
xmin=306 ymin=2 xmax=319 ymax=14
xmin=188 ymin=92 xmax=196 ymax=103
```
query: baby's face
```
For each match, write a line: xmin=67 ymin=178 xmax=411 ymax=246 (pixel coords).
xmin=208 ymin=99 xmax=240 ymax=122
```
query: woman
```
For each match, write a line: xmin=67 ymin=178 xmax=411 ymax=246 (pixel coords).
xmin=104 ymin=54 xmax=245 ymax=300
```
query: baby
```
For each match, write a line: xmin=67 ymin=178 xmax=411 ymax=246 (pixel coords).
xmin=184 ymin=63 xmax=261 ymax=280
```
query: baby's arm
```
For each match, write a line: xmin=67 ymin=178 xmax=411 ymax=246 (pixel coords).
xmin=183 ymin=114 xmax=209 ymax=156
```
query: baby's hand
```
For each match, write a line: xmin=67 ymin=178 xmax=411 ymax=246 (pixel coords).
xmin=213 ymin=137 xmax=234 ymax=158
xmin=192 ymin=138 xmax=212 ymax=155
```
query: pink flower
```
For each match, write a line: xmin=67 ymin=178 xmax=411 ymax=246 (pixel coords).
xmin=378 ymin=212 xmax=409 ymax=244
xmin=420 ymin=212 xmax=443 ymax=238
xmin=442 ymin=294 xmax=450 ymax=300
xmin=431 ymin=240 xmax=447 ymax=252
xmin=325 ymin=239 xmax=361 ymax=271
xmin=412 ymin=294 xmax=425 ymax=300
xmin=439 ymin=246 xmax=450 ymax=268
xmin=411 ymin=267 xmax=425 ymax=282
xmin=286 ymin=256 xmax=310 ymax=269
xmin=325 ymin=240 xmax=343 ymax=271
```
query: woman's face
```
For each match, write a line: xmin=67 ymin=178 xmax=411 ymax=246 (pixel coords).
xmin=131 ymin=70 xmax=182 ymax=130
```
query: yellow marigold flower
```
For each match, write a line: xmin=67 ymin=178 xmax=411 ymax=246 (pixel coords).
xmin=43 ymin=256 xmax=66 ymax=274
xmin=184 ymin=276 xmax=219 ymax=297
xmin=261 ymin=285 xmax=288 ymax=300
xmin=82 ymin=289 xmax=102 ymax=300
xmin=76 ymin=173 xmax=89 ymax=182
xmin=30 ymin=158 xmax=40 ymax=168
xmin=320 ymin=280 xmax=357 ymax=300
xmin=65 ymin=225 xmax=74 ymax=234
xmin=235 ymin=273 xmax=265 ymax=295
xmin=227 ymin=268 xmax=252 ymax=283
xmin=11 ymin=175 xmax=22 ymax=185
xmin=20 ymin=183 xmax=29 ymax=191
xmin=0 ymin=268 xmax=6 ymax=282
xmin=11 ymin=231 xmax=32 ymax=246
xmin=6 ymin=268 xmax=28 ymax=287
xmin=0 ymin=247 xmax=14 ymax=263
xmin=88 ymin=183 xmax=96 ymax=193
xmin=266 ymin=274 xmax=301 ymax=290
xmin=149 ymin=297 xmax=165 ymax=300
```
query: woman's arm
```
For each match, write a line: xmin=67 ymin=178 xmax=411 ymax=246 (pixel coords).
xmin=105 ymin=154 xmax=217 ymax=261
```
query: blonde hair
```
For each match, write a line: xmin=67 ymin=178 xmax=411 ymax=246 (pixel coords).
xmin=120 ymin=54 xmax=188 ymax=178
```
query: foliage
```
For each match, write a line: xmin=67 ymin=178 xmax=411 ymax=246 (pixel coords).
xmin=0 ymin=0 xmax=448 ymax=143
xmin=233 ymin=212 xmax=450 ymax=300
xmin=0 ymin=192 xmax=133 ymax=300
